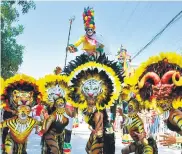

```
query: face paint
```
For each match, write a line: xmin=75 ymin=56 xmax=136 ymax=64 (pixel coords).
xmin=17 ymin=105 xmax=31 ymax=120
xmin=86 ymin=28 xmax=94 ymax=37
xmin=55 ymin=98 xmax=65 ymax=108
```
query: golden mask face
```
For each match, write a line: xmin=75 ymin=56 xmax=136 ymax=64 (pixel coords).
xmin=17 ymin=105 xmax=31 ymax=120
xmin=13 ymin=90 xmax=34 ymax=106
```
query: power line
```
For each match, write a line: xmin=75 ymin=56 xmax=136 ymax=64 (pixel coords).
xmin=121 ymin=2 xmax=140 ymax=34
xmin=128 ymin=2 xmax=152 ymax=41
xmin=131 ymin=10 xmax=182 ymax=60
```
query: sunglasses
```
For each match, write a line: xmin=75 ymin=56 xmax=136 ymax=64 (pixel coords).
xmin=86 ymin=28 xmax=93 ymax=32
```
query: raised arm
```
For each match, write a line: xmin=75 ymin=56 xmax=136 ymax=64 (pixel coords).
xmin=67 ymin=36 xmax=85 ymax=53
xmin=41 ymin=115 xmax=55 ymax=134
xmin=74 ymin=36 xmax=85 ymax=47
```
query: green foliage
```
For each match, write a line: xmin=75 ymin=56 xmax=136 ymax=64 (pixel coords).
xmin=1 ymin=1 xmax=36 ymax=79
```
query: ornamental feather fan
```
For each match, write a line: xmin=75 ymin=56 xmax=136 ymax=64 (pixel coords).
xmin=1 ymin=74 xmax=42 ymax=110
xmin=124 ymin=52 xmax=182 ymax=111
xmin=64 ymin=54 xmax=124 ymax=110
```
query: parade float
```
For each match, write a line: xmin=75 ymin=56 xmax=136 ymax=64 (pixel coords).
xmin=37 ymin=74 xmax=75 ymax=154
xmin=0 ymin=74 xmax=43 ymax=154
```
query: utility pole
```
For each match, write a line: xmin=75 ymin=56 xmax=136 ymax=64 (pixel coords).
xmin=64 ymin=16 xmax=75 ymax=68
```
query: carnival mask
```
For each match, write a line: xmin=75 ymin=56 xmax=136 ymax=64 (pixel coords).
xmin=13 ymin=90 xmax=34 ymax=106
xmin=47 ymin=84 xmax=65 ymax=103
xmin=17 ymin=105 xmax=31 ymax=120
xmin=138 ymin=71 xmax=181 ymax=100
xmin=81 ymin=79 xmax=102 ymax=98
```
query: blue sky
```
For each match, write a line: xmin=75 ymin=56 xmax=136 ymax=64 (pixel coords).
xmin=17 ymin=1 xmax=182 ymax=78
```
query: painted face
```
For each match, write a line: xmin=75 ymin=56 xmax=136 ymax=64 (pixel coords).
xmin=17 ymin=105 xmax=31 ymax=120
xmin=47 ymin=84 xmax=65 ymax=103
xmin=55 ymin=97 xmax=65 ymax=108
xmin=122 ymin=99 xmax=139 ymax=117
xmin=13 ymin=90 xmax=33 ymax=106
xmin=128 ymin=99 xmax=139 ymax=115
xmin=82 ymin=79 xmax=102 ymax=98
xmin=157 ymin=99 xmax=171 ymax=111
xmin=86 ymin=28 xmax=94 ymax=37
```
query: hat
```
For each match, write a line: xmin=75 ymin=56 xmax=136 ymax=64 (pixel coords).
xmin=83 ymin=7 xmax=95 ymax=30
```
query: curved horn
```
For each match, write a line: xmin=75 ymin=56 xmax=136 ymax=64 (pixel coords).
xmin=161 ymin=70 xmax=176 ymax=84
xmin=172 ymin=71 xmax=182 ymax=86
xmin=138 ymin=72 xmax=160 ymax=89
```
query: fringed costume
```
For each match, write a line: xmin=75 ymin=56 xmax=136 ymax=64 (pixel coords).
xmin=0 ymin=74 xmax=43 ymax=154
xmin=64 ymin=53 xmax=124 ymax=154
xmin=67 ymin=7 xmax=104 ymax=57
xmin=124 ymin=52 xmax=182 ymax=151
xmin=37 ymin=75 xmax=75 ymax=154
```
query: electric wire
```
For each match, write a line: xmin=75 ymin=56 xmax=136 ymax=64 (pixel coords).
xmin=131 ymin=10 xmax=182 ymax=60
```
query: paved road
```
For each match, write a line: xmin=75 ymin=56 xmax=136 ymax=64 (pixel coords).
xmin=27 ymin=124 xmax=181 ymax=154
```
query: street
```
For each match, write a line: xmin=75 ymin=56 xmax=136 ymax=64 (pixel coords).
xmin=27 ymin=123 xmax=181 ymax=154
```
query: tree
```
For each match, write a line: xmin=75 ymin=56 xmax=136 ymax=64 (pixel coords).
xmin=1 ymin=1 xmax=36 ymax=79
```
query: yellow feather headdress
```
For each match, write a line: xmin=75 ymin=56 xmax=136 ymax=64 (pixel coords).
xmin=37 ymin=74 xmax=69 ymax=107
xmin=67 ymin=61 xmax=122 ymax=110
xmin=123 ymin=52 xmax=182 ymax=112
xmin=1 ymin=74 xmax=43 ymax=109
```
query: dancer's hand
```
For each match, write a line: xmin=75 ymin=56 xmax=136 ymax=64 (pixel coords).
xmin=92 ymin=130 xmax=96 ymax=134
xmin=159 ymin=133 xmax=176 ymax=146
xmin=67 ymin=46 xmax=75 ymax=53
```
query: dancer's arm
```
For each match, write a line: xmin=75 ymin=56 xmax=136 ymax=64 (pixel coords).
xmin=160 ymin=133 xmax=182 ymax=146
xmin=94 ymin=112 xmax=103 ymax=138
xmin=74 ymin=36 xmax=84 ymax=47
xmin=41 ymin=115 xmax=55 ymax=133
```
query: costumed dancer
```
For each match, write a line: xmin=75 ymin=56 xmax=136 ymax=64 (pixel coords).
xmin=37 ymin=74 xmax=75 ymax=154
xmin=53 ymin=66 xmax=75 ymax=154
xmin=0 ymin=74 xmax=43 ymax=154
xmin=124 ymin=52 xmax=182 ymax=148
xmin=118 ymin=92 xmax=157 ymax=154
xmin=116 ymin=46 xmax=132 ymax=145
xmin=116 ymin=45 xmax=131 ymax=76
xmin=67 ymin=7 xmax=104 ymax=58
xmin=64 ymin=53 xmax=124 ymax=154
